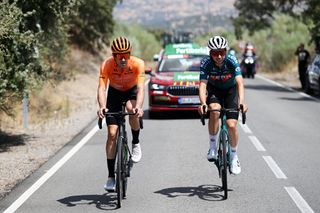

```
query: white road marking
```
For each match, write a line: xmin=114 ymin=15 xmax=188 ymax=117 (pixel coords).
xmin=239 ymin=123 xmax=252 ymax=134
xmin=248 ymin=135 xmax=266 ymax=151
xmin=285 ymin=187 xmax=314 ymax=213
xmin=256 ymin=75 xmax=319 ymax=101
xmin=263 ymin=156 xmax=287 ymax=179
xmin=3 ymin=126 xmax=99 ymax=213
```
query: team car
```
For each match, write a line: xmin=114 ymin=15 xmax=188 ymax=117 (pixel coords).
xmin=305 ymin=54 xmax=320 ymax=95
xmin=146 ymin=43 xmax=208 ymax=117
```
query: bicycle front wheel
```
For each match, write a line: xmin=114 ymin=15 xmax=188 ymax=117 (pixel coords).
xmin=122 ymin=141 xmax=128 ymax=198
xmin=220 ymin=131 xmax=228 ymax=199
xmin=116 ymin=137 xmax=123 ymax=208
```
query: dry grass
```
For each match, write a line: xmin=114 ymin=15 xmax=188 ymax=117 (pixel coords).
xmin=260 ymin=60 xmax=301 ymax=89
xmin=0 ymin=47 xmax=102 ymax=133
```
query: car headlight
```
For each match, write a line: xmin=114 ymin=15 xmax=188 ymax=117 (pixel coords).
xmin=150 ymin=83 xmax=166 ymax=90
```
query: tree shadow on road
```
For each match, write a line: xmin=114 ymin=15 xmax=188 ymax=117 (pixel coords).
xmin=154 ymin=184 xmax=232 ymax=201
xmin=0 ymin=130 xmax=28 ymax=152
xmin=57 ymin=193 xmax=119 ymax=210
xmin=245 ymin=84 xmax=290 ymax=93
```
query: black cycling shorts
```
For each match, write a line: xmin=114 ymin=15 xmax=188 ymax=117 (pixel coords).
xmin=206 ymin=84 xmax=239 ymax=120
xmin=106 ymin=86 xmax=137 ymax=125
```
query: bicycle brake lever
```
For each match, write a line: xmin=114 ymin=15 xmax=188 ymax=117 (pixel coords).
xmin=98 ymin=118 xmax=102 ymax=129
xmin=201 ymin=116 xmax=205 ymax=126
xmin=98 ymin=109 xmax=106 ymax=129
xmin=200 ymin=105 xmax=207 ymax=126
xmin=240 ymin=104 xmax=246 ymax=124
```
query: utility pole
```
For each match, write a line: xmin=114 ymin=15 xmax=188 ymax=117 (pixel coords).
xmin=23 ymin=92 xmax=28 ymax=129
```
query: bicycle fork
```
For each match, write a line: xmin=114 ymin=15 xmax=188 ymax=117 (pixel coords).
xmin=122 ymin=136 xmax=133 ymax=178
xmin=214 ymin=131 xmax=232 ymax=177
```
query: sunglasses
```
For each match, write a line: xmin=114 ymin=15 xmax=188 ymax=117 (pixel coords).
xmin=114 ymin=53 xmax=130 ymax=60
xmin=210 ymin=50 xmax=226 ymax=57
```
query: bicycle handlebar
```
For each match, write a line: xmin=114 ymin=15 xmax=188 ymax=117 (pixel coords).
xmin=200 ymin=104 xmax=246 ymax=126
xmin=98 ymin=110 xmax=143 ymax=129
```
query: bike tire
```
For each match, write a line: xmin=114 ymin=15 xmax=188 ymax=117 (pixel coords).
xmin=221 ymin=131 xmax=228 ymax=199
xmin=122 ymin=142 xmax=128 ymax=199
xmin=116 ymin=137 xmax=123 ymax=208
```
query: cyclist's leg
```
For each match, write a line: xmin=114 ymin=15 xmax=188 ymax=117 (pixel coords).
xmin=126 ymin=99 xmax=140 ymax=131
xmin=207 ymin=84 xmax=222 ymax=135
xmin=124 ymin=86 xmax=142 ymax=162
xmin=224 ymin=86 xmax=239 ymax=151
xmin=206 ymin=85 xmax=222 ymax=160
xmin=104 ymin=87 xmax=122 ymax=190
xmin=123 ymin=86 xmax=140 ymax=131
xmin=225 ymin=86 xmax=241 ymax=174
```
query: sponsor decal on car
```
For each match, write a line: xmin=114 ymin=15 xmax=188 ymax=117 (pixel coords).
xmin=173 ymin=72 xmax=199 ymax=81
xmin=165 ymin=43 xmax=209 ymax=56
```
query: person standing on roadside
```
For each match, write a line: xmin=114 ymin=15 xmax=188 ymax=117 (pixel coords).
xmin=295 ymin=43 xmax=310 ymax=89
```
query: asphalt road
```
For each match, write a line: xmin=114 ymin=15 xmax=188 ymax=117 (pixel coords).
xmin=1 ymin=75 xmax=319 ymax=213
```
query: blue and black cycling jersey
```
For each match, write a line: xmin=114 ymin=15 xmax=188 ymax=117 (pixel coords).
xmin=200 ymin=54 xmax=242 ymax=89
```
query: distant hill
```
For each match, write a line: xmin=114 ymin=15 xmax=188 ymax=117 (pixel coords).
xmin=113 ymin=0 xmax=236 ymax=34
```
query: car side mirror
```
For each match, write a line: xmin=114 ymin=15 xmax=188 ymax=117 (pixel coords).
xmin=145 ymin=67 xmax=153 ymax=76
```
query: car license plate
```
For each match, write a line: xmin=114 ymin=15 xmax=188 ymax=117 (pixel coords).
xmin=178 ymin=97 xmax=200 ymax=104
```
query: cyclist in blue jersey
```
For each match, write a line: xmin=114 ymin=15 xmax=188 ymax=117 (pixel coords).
xmin=198 ymin=36 xmax=248 ymax=175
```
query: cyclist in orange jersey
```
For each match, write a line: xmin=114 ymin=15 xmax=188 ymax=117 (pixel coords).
xmin=97 ymin=36 xmax=145 ymax=192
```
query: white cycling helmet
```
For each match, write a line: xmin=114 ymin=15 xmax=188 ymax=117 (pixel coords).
xmin=207 ymin=36 xmax=228 ymax=50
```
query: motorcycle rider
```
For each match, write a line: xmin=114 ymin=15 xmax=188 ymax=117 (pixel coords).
xmin=241 ymin=42 xmax=257 ymax=77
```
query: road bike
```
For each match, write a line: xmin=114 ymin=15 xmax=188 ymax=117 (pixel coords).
xmin=98 ymin=104 xmax=143 ymax=208
xmin=200 ymin=104 xmax=246 ymax=199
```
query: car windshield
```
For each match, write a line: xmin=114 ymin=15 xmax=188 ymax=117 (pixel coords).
xmin=158 ymin=55 xmax=205 ymax=72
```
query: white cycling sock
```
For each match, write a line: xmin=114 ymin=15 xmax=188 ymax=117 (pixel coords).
xmin=231 ymin=147 xmax=237 ymax=160
xmin=209 ymin=134 xmax=217 ymax=150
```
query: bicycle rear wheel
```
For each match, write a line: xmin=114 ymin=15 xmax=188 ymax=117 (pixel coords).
xmin=116 ymin=137 xmax=123 ymax=208
xmin=221 ymin=131 xmax=228 ymax=199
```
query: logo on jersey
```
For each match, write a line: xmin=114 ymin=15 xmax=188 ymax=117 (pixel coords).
xmin=210 ymin=73 xmax=232 ymax=82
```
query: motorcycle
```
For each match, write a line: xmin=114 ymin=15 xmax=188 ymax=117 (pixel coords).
xmin=241 ymin=51 xmax=256 ymax=78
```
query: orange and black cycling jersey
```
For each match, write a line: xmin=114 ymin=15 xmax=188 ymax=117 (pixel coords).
xmin=99 ymin=56 xmax=145 ymax=92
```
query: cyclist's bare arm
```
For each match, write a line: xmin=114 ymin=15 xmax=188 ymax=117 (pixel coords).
xmin=199 ymin=80 xmax=208 ymax=115
xmin=133 ymin=61 xmax=145 ymax=117
xmin=97 ymin=77 xmax=107 ymax=119
xmin=235 ymin=76 xmax=248 ymax=112
xmin=134 ymin=82 xmax=144 ymax=117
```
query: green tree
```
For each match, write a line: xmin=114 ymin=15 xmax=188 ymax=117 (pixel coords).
xmin=0 ymin=0 xmax=120 ymax=116
xmin=69 ymin=0 xmax=119 ymax=52
xmin=233 ymin=0 xmax=320 ymax=43
xmin=113 ymin=23 xmax=162 ymax=61
xmin=0 ymin=1 xmax=42 ymax=115
xmin=15 ymin=0 xmax=79 ymax=80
